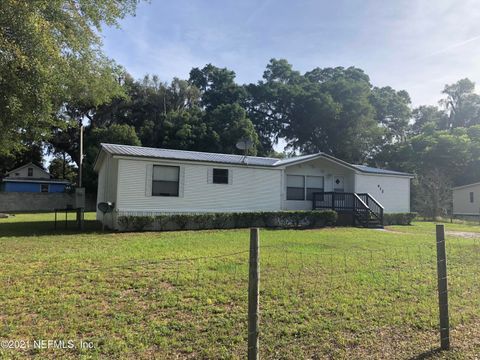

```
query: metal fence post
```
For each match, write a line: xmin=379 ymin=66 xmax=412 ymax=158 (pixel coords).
xmin=436 ymin=224 xmax=450 ymax=350
xmin=248 ymin=228 xmax=260 ymax=360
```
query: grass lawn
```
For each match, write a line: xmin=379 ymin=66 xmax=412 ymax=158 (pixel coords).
xmin=1 ymin=213 xmax=480 ymax=359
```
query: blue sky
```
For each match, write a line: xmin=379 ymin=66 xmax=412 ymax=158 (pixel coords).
xmin=102 ymin=0 xmax=480 ymax=107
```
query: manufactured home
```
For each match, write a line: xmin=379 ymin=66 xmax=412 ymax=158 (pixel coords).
xmin=452 ymin=182 xmax=480 ymax=219
xmin=94 ymin=144 xmax=413 ymax=229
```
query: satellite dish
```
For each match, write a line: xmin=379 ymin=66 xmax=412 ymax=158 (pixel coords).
xmin=236 ymin=138 xmax=253 ymax=151
xmin=236 ymin=138 xmax=254 ymax=165
xmin=98 ymin=202 xmax=114 ymax=231
xmin=98 ymin=202 xmax=114 ymax=214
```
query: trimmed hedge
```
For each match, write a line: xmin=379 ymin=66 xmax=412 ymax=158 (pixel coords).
xmin=383 ymin=212 xmax=417 ymax=226
xmin=117 ymin=210 xmax=337 ymax=231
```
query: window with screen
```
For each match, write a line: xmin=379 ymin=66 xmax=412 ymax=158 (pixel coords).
xmin=213 ymin=168 xmax=229 ymax=184
xmin=28 ymin=168 xmax=33 ymax=177
xmin=40 ymin=184 xmax=49 ymax=192
xmin=306 ymin=176 xmax=324 ymax=200
xmin=470 ymin=192 xmax=474 ymax=203
xmin=286 ymin=175 xmax=305 ymax=200
xmin=152 ymin=165 xmax=179 ymax=196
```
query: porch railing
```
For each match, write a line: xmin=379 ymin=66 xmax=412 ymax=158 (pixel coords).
xmin=312 ymin=192 xmax=384 ymax=227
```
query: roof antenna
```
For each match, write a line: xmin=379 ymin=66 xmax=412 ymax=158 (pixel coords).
xmin=236 ymin=138 xmax=253 ymax=165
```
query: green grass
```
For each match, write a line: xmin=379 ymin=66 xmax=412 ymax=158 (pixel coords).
xmin=1 ymin=214 xmax=480 ymax=359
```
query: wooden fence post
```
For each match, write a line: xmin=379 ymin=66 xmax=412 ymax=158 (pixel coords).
xmin=248 ymin=228 xmax=260 ymax=360
xmin=436 ymin=224 xmax=450 ymax=350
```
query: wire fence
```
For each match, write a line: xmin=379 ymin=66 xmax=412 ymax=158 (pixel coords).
xmin=1 ymin=227 xmax=479 ymax=358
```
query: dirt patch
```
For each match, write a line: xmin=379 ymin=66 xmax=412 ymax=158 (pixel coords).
xmin=446 ymin=231 xmax=480 ymax=239
xmin=381 ymin=228 xmax=480 ymax=239
xmin=375 ymin=228 xmax=409 ymax=235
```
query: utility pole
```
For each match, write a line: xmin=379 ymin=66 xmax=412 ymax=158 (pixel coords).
xmin=78 ymin=124 xmax=84 ymax=188
xmin=76 ymin=124 xmax=85 ymax=230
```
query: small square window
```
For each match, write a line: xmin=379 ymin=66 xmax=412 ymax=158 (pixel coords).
xmin=213 ymin=169 xmax=229 ymax=184
xmin=28 ymin=168 xmax=33 ymax=177
xmin=41 ymin=184 xmax=49 ymax=193
xmin=470 ymin=192 xmax=474 ymax=203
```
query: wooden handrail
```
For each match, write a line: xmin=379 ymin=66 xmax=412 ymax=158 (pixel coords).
xmin=356 ymin=193 xmax=384 ymax=210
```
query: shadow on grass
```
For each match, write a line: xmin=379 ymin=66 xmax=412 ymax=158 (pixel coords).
xmin=409 ymin=347 xmax=443 ymax=360
xmin=0 ymin=220 xmax=104 ymax=237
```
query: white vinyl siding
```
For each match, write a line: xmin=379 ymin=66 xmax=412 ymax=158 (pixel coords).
xmin=453 ymin=184 xmax=480 ymax=215
xmin=96 ymin=154 xmax=119 ymax=227
xmin=115 ymin=158 xmax=282 ymax=217
xmin=354 ymin=173 xmax=410 ymax=213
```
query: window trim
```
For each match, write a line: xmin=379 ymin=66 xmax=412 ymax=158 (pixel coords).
xmin=212 ymin=168 xmax=229 ymax=184
xmin=40 ymin=184 xmax=49 ymax=193
xmin=28 ymin=168 xmax=33 ymax=177
xmin=152 ymin=165 xmax=180 ymax=197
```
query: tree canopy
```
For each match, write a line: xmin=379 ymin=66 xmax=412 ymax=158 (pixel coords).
xmin=0 ymin=0 xmax=139 ymax=158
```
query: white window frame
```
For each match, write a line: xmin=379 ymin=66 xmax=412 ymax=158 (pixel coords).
xmin=152 ymin=165 xmax=180 ymax=197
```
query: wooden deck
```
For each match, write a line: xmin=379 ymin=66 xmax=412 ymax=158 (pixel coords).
xmin=312 ymin=192 xmax=384 ymax=228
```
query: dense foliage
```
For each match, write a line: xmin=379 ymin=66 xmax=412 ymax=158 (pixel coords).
xmin=117 ymin=210 xmax=338 ymax=231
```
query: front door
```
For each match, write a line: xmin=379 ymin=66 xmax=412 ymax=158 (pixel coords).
xmin=333 ymin=176 xmax=344 ymax=192
xmin=333 ymin=176 xmax=345 ymax=207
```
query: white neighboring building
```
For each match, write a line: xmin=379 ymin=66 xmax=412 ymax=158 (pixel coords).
xmin=452 ymin=182 xmax=480 ymax=219
xmin=94 ymin=144 xmax=413 ymax=229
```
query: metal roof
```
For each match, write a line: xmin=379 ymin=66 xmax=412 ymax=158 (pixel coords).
xmin=351 ymin=165 xmax=412 ymax=177
xmin=99 ymin=143 xmax=412 ymax=176
xmin=100 ymin=143 xmax=280 ymax=167
xmin=452 ymin=181 xmax=480 ymax=190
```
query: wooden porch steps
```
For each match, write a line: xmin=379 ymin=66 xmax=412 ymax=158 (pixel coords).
xmin=312 ymin=192 xmax=384 ymax=228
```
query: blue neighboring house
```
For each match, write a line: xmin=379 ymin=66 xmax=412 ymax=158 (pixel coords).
xmin=1 ymin=163 xmax=70 ymax=193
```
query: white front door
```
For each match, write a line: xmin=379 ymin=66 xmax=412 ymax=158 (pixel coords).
xmin=333 ymin=176 xmax=344 ymax=192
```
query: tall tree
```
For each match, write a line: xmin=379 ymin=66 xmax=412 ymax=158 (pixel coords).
xmin=245 ymin=59 xmax=304 ymax=154
xmin=0 ymin=143 xmax=44 ymax=175
xmin=0 ymin=0 xmax=140 ymax=157
xmin=48 ymin=154 xmax=77 ymax=183
xmin=247 ymin=60 xmax=384 ymax=162
xmin=410 ymin=105 xmax=448 ymax=135
xmin=413 ymin=169 xmax=452 ymax=220
xmin=189 ymin=64 xmax=246 ymax=110
xmin=440 ymin=78 xmax=480 ymax=128
xmin=83 ymin=124 xmax=141 ymax=192
xmin=370 ymin=86 xmax=411 ymax=142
